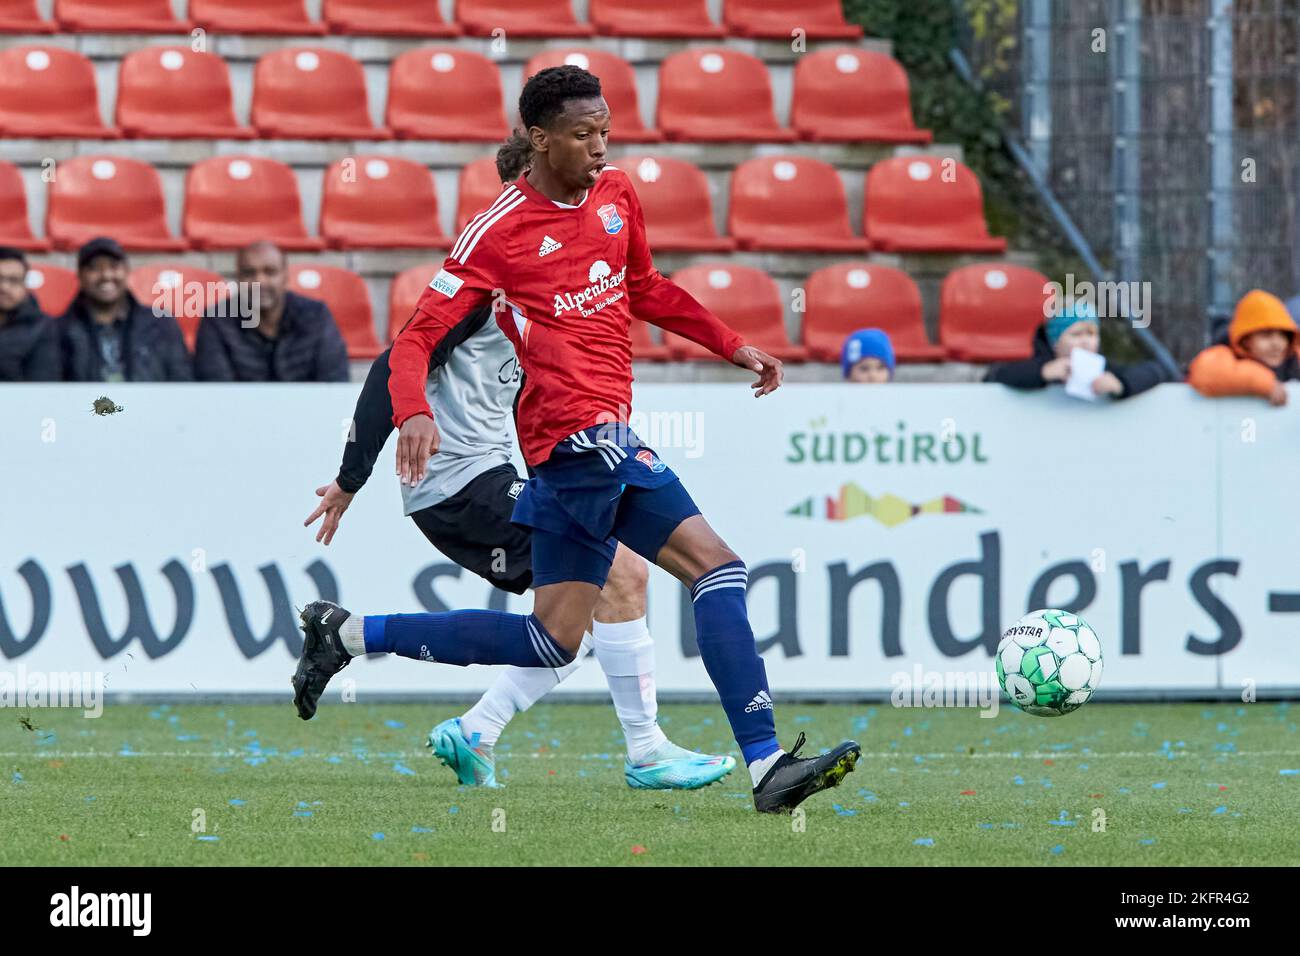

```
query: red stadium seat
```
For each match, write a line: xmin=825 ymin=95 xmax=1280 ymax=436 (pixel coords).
xmin=24 ymin=264 xmax=78 ymax=316
xmin=940 ymin=263 xmax=1051 ymax=362
xmin=728 ymin=156 xmax=867 ymax=252
xmin=321 ymin=156 xmax=450 ymax=250
xmin=792 ymin=49 xmax=932 ymax=144
xmin=289 ymin=264 xmax=381 ymax=360
xmin=865 ymin=156 xmax=1007 ymax=253
xmin=803 ymin=263 xmax=945 ymax=363
xmin=128 ymin=263 xmax=229 ymax=352
xmin=590 ymin=0 xmax=723 ymax=37
xmin=657 ymin=49 xmax=795 ymax=142
xmin=388 ymin=263 xmax=438 ymax=342
xmin=523 ymin=50 xmax=660 ymax=142
xmin=56 ymin=0 xmax=191 ymax=32
xmin=0 ymin=47 xmax=118 ymax=138
xmin=117 ymin=47 xmax=253 ymax=139
xmin=629 ymin=321 xmax=671 ymax=361
xmin=0 ymin=162 xmax=50 ymax=252
xmin=47 ymin=156 xmax=187 ymax=252
xmin=618 ymin=156 xmax=733 ymax=252
xmin=0 ymin=1 xmax=55 ymax=33
xmin=252 ymin=48 xmax=388 ymax=140
xmin=724 ymin=0 xmax=863 ymax=39
xmin=324 ymin=0 xmax=459 ymax=36
xmin=456 ymin=0 xmax=594 ymax=37
xmin=190 ymin=0 xmax=325 ymax=34
xmin=664 ymin=264 xmax=807 ymax=362
xmin=184 ymin=156 xmax=324 ymax=251
xmin=387 ymin=48 xmax=509 ymax=141
xmin=456 ymin=157 xmax=506 ymax=232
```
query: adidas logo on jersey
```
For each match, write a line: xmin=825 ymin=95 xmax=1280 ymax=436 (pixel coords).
xmin=744 ymin=691 xmax=774 ymax=713
xmin=538 ymin=235 xmax=563 ymax=257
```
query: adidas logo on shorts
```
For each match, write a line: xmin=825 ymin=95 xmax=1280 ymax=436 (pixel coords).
xmin=744 ymin=691 xmax=774 ymax=713
xmin=538 ymin=235 xmax=563 ymax=257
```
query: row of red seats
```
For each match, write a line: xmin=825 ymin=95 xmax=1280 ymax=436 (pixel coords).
xmin=0 ymin=154 xmax=1004 ymax=254
xmin=24 ymin=260 xmax=1047 ymax=366
xmin=0 ymin=0 xmax=861 ymax=40
xmin=0 ymin=44 xmax=929 ymax=145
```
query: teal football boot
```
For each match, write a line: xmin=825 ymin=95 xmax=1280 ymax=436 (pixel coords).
xmin=624 ymin=740 xmax=737 ymax=790
xmin=427 ymin=717 xmax=501 ymax=788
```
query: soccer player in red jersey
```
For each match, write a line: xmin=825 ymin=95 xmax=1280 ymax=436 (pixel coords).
xmin=292 ymin=67 xmax=859 ymax=813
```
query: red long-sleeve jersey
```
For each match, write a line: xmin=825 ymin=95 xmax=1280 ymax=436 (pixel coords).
xmin=389 ymin=167 xmax=745 ymax=467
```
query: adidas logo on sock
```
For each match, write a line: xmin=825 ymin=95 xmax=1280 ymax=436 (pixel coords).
xmin=744 ymin=691 xmax=773 ymax=713
xmin=538 ymin=235 xmax=563 ymax=257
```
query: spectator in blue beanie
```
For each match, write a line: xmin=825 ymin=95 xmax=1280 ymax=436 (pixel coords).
xmin=985 ymin=301 xmax=1169 ymax=399
xmin=841 ymin=328 xmax=895 ymax=383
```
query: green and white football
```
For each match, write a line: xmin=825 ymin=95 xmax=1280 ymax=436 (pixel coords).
xmin=995 ymin=609 xmax=1103 ymax=717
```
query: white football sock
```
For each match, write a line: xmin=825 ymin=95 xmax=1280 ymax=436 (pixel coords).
xmin=748 ymin=749 xmax=786 ymax=788
xmin=592 ymin=617 xmax=668 ymax=764
xmin=338 ymin=615 xmax=365 ymax=657
xmin=459 ymin=633 xmax=592 ymax=750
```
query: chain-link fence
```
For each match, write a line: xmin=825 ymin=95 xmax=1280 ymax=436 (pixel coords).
xmin=956 ymin=0 xmax=1299 ymax=364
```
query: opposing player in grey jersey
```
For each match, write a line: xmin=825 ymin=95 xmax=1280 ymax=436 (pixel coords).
xmin=301 ymin=133 xmax=734 ymax=791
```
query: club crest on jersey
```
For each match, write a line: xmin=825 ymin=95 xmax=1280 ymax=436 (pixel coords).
xmin=507 ymin=480 xmax=525 ymax=499
xmin=635 ymin=449 xmax=666 ymax=473
xmin=597 ymin=203 xmax=624 ymax=235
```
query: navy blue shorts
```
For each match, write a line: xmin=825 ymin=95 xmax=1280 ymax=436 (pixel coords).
xmin=511 ymin=424 xmax=701 ymax=588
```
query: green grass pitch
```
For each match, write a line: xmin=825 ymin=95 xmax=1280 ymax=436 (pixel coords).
xmin=4 ymin=700 xmax=1298 ymax=866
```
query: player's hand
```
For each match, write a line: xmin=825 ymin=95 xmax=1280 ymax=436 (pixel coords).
xmin=1092 ymin=371 xmax=1124 ymax=397
xmin=396 ymin=414 xmax=440 ymax=486
xmin=1041 ymin=357 xmax=1071 ymax=382
xmin=732 ymin=345 xmax=783 ymax=397
xmin=1269 ymin=382 xmax=1288 ymax=407
xmin=304 ymin=481 xmax=355 ymax=546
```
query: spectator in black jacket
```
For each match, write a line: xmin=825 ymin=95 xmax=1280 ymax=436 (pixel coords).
xmin=0 ymin=246 xmax=59 ymax=381
xmin=984 ymin=302 xmax=1169 ymax=399
xmin=59 ymin=237 xmax=193 ymax=383
xmin=194 ymin=241 xmax=349 ymax=382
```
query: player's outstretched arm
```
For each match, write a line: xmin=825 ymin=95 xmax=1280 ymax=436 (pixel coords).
xmin=732 ymin=344 xmax=784 ymax=397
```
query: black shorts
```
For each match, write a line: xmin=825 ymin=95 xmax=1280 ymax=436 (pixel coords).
xmin=409 ymin=464 xmax=533 ymax=595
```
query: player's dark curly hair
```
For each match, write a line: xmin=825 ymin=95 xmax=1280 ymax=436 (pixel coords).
xmin=518 ymin=65 xmax=603 ymax=131
xmin=496 ymin=129 xmax=532 ymax=182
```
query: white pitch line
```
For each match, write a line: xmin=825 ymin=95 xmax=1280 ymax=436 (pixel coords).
xmin=3 ymin=750 xmax=1300 ymax=760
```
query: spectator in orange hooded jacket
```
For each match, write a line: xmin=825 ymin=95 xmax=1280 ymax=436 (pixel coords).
xmin=1187 ymin=290 xmax=1298 ymax=407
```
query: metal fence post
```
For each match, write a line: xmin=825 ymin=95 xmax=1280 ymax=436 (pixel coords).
xmin=1207 ymin=0 xmax=1236 ymax=332
xmin=1111 ymin=0 xmax=1143 ymax=289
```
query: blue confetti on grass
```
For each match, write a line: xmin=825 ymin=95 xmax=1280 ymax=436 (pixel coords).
xmin=1280 ymin=769 xmax=1300 ymax=776
xmin=1213 ymin=806 xmax=1227 ymax=815
xmin=1118 ymin=786 xmax=1131 ymax=794
xmin=411 ymin=826 xmax=433 ymax=833
xmin=326 ymin=755 xmax=342 ymax=764
xmin=898 ymin=801 xmax=910 ymax=808
xmin=245 ymin=756 xmax=267 ymax=767
xmin=913 ymin=837 xmax=934 ymax=846
xmin=1151 ymin=781 xmax=1167 ymax=789
xmin=293 ymin=810 xmax=313 ymax=817
xmin=393 ymin=762 xmax=416 ymax=777
xmin=11 ymin=771 xmax=23 ymax=784
xmin=832 ymin=803 xmax=857 ymax=816
xmin=175 ymin=734 xmax=200 ymax=742
xmin=197 ymin=835 xmax=219 ymax=842
xmin=383 ymin=720 xmax=405 ymax=729
xmin=448 ymin=806 xmax=459 ymax=815
xmin=1050 ymin=845 xmax=1064 ymax=855
xmin=978 ymin=823 xmax=994 ymax=829
xmin=857 ymin=789 xmax=879 ymax=802
xmin=794 ymin=715 xmax=813 ymax=724
xmin=1012 ymin=775 xmax=1024 ymax=786
xmin=371 ymin=832 xmax=385 ymax=841
xmin=228 ymin=799 xmax=246 ymax=807
xmin=1139 ymin=838 xmax=1156 ymax=845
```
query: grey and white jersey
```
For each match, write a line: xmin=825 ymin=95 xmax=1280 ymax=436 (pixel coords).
xmin=400 ymin=315 xmax=522 ymax=514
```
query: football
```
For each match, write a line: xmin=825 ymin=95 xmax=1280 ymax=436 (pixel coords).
xmin=995 ymin=609 xmax=1104 ymax=716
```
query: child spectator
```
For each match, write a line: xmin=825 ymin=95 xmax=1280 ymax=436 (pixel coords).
xmin=984 ymin=302 xmax=1168 ymax=399
xmin=841 ymin=328 xmax=894 ymax=383
xmin=1188 ymin=289 xmax=1297 ymax=406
